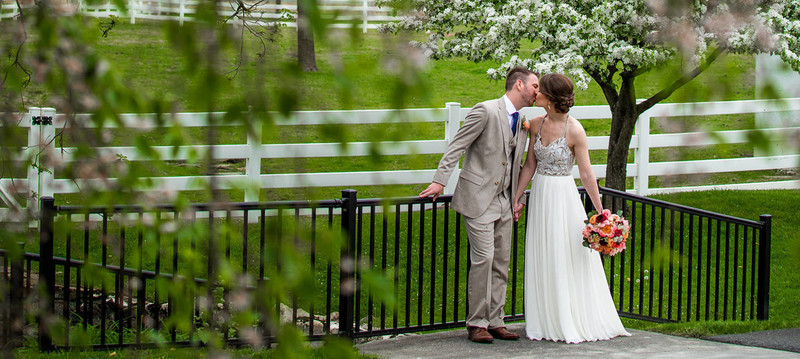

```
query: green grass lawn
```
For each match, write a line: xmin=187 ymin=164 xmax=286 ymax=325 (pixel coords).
xmin=40 ymin=20 xmax=755 ymax=113
xmin=69 ymin=22 xmax=755 ymax=111
xmin=623 ymin=189 xmax=800 ymax=337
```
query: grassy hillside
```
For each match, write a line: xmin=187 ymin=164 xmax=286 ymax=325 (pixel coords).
xmin=24 ymin=20 xmax=774 ymax=204
xmin=71 ymin=21 xmax=756 ymax=111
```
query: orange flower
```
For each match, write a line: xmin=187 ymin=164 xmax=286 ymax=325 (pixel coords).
xmin=522 ymin=119 xmax=530 ymax=130
xmin=589 ymin=214 xmax=598 ymax=224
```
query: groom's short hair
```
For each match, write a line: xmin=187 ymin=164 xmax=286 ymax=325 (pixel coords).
xmin=505 ymin=67 xmax=538 ymax=92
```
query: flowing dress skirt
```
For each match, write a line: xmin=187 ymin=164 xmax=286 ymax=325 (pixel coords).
xmin=524 ymin=173 xmax=631 ymax=343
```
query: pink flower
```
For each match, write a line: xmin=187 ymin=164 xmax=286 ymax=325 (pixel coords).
xmin=582 ymin=211 xmax=630 ymax=256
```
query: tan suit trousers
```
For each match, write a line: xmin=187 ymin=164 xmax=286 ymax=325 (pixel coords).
xmin=464 ymin=189 xmax=512 ymax=329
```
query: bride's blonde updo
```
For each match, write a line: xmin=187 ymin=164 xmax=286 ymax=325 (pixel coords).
xmin=539 ymin=74 xmax=575 ymax=113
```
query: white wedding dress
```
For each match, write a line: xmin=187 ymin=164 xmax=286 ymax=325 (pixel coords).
xmin=524 ymin=117 xmax=631 ymax=343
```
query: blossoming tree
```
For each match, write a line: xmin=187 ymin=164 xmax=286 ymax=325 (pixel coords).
xmin=763 ymin=1 xmax=800 ymax=72
xmin=383 ymin=0 xmax=774 ymax=191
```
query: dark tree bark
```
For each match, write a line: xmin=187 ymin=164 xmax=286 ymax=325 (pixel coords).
xmin=604 ymin=71 xmax=639 ymax=192
xmin=585 ymin=48 xmax=724 ymax=191
xmin=297 ymin=1 xmax=318 ymax=72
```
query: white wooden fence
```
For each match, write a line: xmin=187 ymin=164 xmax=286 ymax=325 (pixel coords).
xmin=0 ymin=0 xmax=397 ymax=32
xmin=1 ymin=99 xmax=800 ymax=219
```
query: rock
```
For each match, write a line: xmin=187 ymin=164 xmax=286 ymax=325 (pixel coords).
xmin=296 ymin=308 xmax=310 ymax=319
xmin=279 ymin=303 xmax=293 ymax=324
xmin=311 ymin=319 xmax=325 ymax=335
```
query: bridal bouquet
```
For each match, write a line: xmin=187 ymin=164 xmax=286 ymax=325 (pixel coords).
xmin=582 ymin=209 xmax=629 ymax=256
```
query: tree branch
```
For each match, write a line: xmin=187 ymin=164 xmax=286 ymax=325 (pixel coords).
xmin=1 ymin=1 xmax=32 ymax=91
xmin=632 ymin=63 xmax=652 ymax=77
xmin=604 ymin=64 xmax=617 ymax=84
xmin=226 ymin=12 xmax=247 ymax=80
xmin=223 ymin=0 xmax=272 ymax=79
xmin=637 ymin=47 xmax=725 ymax=114
xmin=587 ymin=68 xmax=619 ymax=110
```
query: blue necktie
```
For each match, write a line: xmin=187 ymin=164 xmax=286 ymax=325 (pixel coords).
xmin=511 ymin=112 xmax=519 ymax=136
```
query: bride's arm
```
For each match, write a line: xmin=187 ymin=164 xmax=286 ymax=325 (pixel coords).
xmin=514 ymin=147 xmax=537 ymax=204
xmin=572 ymin=119 xmax=603 ymax=213
xmin=513 ymin=117 xmax=541 ymax=220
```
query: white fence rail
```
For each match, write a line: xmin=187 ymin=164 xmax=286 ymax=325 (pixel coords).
xmin=0 ymin=0 xmax=397 ymax=31
xmin=1 ymin=99 xmax=800 ymax=219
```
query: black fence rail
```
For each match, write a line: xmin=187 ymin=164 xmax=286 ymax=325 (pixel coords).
xmin=0 ymin=187 xmax=771 ymax=350
xmin=583 ymin=187 xmax=771 ymax=323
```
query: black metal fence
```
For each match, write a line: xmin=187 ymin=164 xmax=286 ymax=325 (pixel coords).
xmin=580 ymin=187 xmax=771 ymax=323
xmin=0 ymin=186 xmax=771 ymax=350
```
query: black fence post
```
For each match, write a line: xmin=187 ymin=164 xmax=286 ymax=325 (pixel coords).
xmin=9 ymin=242 xmax=25 ymax=349
xmin=39 ymin=197 xmax=56 ymax=351
xmin=339 ymin=190 xmax=357 ymax=338
xmin=757 ymin=214 xmax=772 ymax=320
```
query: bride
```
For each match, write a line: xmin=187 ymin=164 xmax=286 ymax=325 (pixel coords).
xmin=512 ymin=73 xmax=631 ymax=343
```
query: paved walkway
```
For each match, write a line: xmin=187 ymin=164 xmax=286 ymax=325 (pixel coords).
xmin=356 ymin=323 xmax=800 ymax=358
xmin=706 ymin=328 xmax=800 ymax=353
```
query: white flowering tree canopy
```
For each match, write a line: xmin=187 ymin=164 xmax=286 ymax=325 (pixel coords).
xmin=383 ymin=0 xmax=772 ymax=89
xmin=382 ymin=0 xmax=785 ymax=190
xmin=763 ymin=0 xmax=800 ymax=72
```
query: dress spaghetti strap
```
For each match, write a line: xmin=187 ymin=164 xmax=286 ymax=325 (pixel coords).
xmin=536 ymin=115 xmax=546 ymax=139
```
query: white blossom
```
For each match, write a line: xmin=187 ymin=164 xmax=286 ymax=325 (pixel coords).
xmin=762 ymin=1 xmax=800 ymax=72
xmin=384 ymin=0 xmax=787 ymax=86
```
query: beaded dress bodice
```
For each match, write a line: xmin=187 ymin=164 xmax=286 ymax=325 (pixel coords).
xmin=533 ymin=116 xmax=574 ymax=176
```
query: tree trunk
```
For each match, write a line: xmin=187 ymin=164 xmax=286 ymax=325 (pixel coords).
xmin=605 ymin=111 xmax=638 ymax=191
xmin=591 ymin=53 xmax=722 ymax=193
xmin=604 ymin=72 xmax=639 ymax=191
xmin=297 ymin=2 xmax=318 ymax=72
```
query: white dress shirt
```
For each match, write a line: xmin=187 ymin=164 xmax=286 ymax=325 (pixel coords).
xmin=502 ymin=94 xmax=517 ymax=129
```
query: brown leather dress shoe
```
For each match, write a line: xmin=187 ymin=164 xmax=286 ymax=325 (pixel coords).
xmin=488 ymin=327 xmax=520 ymax=340
xmin=467 ymin=326 xmax=494 ymax=343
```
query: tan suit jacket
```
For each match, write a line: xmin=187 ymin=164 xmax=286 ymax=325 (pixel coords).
xmin=432 ymin=97 xmax=529 ymax=218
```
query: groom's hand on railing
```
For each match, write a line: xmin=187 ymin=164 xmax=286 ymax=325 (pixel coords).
xmin=419 ymin=182 xmax=444 ymax=201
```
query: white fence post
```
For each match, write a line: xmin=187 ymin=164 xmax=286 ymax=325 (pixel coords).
xmin=362 ymin=0 xmax=368 ymax=33
xmin=179 ymin=0 xmax=185 ymax=26
xmin=635 ymin=110 xmax=651 ymax=196
xmin=129 ymin=0 xmax=136 ymax=24
xmin=40 ymin=108 xmax=56 ymax=201
xmin=245 ymin=118 xmax=262 ymax=203
xmin=26 ymin=107 xmax=40 ymax=213
xmin=755 ymin=54 xmax=800 ymax=156
xmin=444 ymin=102 xmax=461 ymax=194
xmin=26 ymin=107 xmax=55 ymax=216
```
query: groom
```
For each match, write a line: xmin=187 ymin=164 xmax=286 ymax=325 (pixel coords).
xmin=419 ymin=67 xmax=538 ymax=343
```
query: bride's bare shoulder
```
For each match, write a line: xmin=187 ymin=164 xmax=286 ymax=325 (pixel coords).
xmin=568 ymin=116 xmax=586 ymax=134
xmin=530 ymin=115 xmax=545 ymax=127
